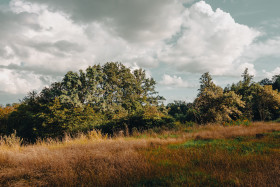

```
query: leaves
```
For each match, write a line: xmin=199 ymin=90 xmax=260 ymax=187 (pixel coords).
xmin=254 ymin=85 xmax=280 ymax=121
xmin=194 ymin=73 xmax=245 ymax=123
xmin=6 ymin=62 xmax=163 ymax=140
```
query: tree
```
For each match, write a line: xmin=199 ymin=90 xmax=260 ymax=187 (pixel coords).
xmin=167 ymin=101 xmax=195 ymax=123
xmin=38 ymin=98 xmax=104 ymax=137
xmin=194 ymin=72 xmax=244 ymax=124
xmin=0 ymin=105 xmax=18 ymax=135
xmin=198 ymin=72 xmax=216 ymax=96
xmin=241 ymin=68 xmax=254 ymax=87
xmin=272 ymin=75 xmax=280 ymax=91
xmin=258 ymin=74 xmax=280 ymax=92
xmin=227 ymin=69 xmax=280 ymax=121
xmin=228 ymin=68 xmax=256 ymax=119
xmin=259 ymin=78 xmax=273 ymax=86
xmin=7 ymin=101 xmax=44 ymax=141
xmin=7 ymin=62 xmax=164 ymax=140
xmin=44 ymin=62 xmax=162 ymax=113
xmin=253 ymin=85 xmax=280 ymax=121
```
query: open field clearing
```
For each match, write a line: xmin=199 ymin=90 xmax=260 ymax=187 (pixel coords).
xmin=0 ymin=122 xmax=279 ymax=186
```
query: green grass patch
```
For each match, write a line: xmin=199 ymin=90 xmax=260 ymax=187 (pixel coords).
xmin=169 ymin=132 xmax=280 ymax=155
xmin=135 ymin=130 xmax=280 ymax=186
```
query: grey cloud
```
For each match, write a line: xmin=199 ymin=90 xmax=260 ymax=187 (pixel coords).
xmin=0 ymin=45 xmax=13 ymax=59
xmin=0 ymin=10 xmax=42 ymax=61
xmin=26 ymin=40 xmax=84 ymax=55
xmin=24 ymin=0 xmax=184 ymax=43
xmin=0 ymin=63 xmax=64 ymax=76
xmin=0 ymin=11 xmax=41 ymax=38
xmin=54 ymin=40 xmax=84 ymax=52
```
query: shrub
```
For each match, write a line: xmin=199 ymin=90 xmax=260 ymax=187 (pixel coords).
xmin=97 ymin=107 xmax=175 ymax=135
xmin=223 ymin=119 xmax=251 ymax=127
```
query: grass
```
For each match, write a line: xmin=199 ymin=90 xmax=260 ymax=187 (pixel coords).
xmin=0 ymin=122 xmax=279 ymax=186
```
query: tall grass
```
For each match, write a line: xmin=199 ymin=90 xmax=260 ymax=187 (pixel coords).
xmin=0 ymin=131 xmax=22 ymax=149
xmin=0 ymin=122 xmax=279 ymax=186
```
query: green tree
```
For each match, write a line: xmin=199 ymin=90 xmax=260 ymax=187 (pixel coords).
xmin=253 ymin=85 xmax=280 ymax=121
xmin=227 ymin=69 xmax=280 ymax=121
xmin=194 ymin=72 xmax=244 ymax=124
xmin=167 ymin=101 xmax=195 ymax=123
xmin=241 ymin=68 xmax=254 ymax=87
xmin=7 ymin=93 xmax=45 ymax=141
xmin=259 ymin=78 xmax=273 ymax=86
xmin=38 ymin=98 xmax=104 ymax=137
xmin=272 ymin=75 xmax=280 ymax=91
xmin=228 ymin=68 xmax=256 ymax=119
xmin=7 ymin=62 xmax=164 ymax=140
xmin=50 ymin=62 xmax=162 ymax=113
xmin=0 ymin=104 xmax=18 ymax=135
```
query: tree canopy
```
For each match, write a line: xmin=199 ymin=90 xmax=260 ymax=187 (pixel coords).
xmin=6 ymin=62 xmax=166 ymax=140
xmin=2 ymin=63 xmax=280 ymax=141
xmin=194 ymin=72 xmax=244 ymax=124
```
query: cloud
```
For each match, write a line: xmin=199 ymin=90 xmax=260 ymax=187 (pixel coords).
xmin=1 ymin=0 xmax=187 ymax=96
xmin=0 ymin=0 xmax=267 ymax=102
xmin=19 ymin=0 xmax=185 ymax=44
xmin=0 ymin=10 xmax=41 ymax=65
xmin=263 ymin=67 xmax=280 ymax=79
xmin=1 ymin=1 xmax=162 ymax=95
xmin=159 ymin=1 xmax=260 ymax=76
xmin=0 ymin=69 xmax=53 ymax=94
xmin=242 ymin=37 xmax=280 ymax=62
xmin=159 ymin=74 xmax=191 ymax=88
xmin=5 ymin=0 xmax=173 ymax=70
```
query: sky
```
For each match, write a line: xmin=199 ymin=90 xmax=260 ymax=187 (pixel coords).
xmin=0 ymin=0 xmax=280 ymax=105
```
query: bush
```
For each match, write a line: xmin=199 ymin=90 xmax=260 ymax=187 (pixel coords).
xmin=222 ymin=119 xmax=251 ymax=127
xmin=97 ymin=108 xmax=175 ymax=135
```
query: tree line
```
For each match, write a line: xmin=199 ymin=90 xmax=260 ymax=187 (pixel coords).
xmin=168 ymin=69 xmax=280 ymax=124
xmin=1 ymin=62 xmax=280 ymax=141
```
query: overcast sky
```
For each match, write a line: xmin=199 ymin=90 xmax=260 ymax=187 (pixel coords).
xmin=1 ymin=0 xmax=280 ymax=104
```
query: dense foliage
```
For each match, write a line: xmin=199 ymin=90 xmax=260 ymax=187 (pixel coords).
xmin=1 ymin=63 xmax=280 ymax=141
xmin=168 ymin=68 xmax=280 ymax=124
xmin=3 ymin=62 xmax=167 ymax=141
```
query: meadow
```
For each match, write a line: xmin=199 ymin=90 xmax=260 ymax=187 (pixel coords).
xmin=0 ymin=122 xmax=279 ymax=186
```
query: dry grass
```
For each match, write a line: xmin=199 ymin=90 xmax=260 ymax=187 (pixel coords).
xmin=0 ymin=122 xmax=279 ymax=186
xmin=0 ymin=130 xmax=179 ymax=186
xmin=192 ymin=122 xmax=280 ymax=140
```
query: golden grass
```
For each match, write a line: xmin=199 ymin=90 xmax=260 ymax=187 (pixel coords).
xmin=192 ymin=121 xmax=280 ymax=140
xmin=0 ymin=122 xmax=279 ymax=186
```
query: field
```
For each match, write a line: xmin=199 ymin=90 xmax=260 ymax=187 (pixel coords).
xmin=0 ymin=122 xmax=279 ymax=186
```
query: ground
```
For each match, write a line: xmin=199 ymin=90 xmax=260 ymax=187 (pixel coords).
xmin=0 ymin=122 xmax=279 ymax=186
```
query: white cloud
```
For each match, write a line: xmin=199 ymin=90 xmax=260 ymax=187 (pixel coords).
xmin=242 ymin=37 xmax=280 ymax=62
xmin=0 ymin=0 xmax=270 ymax=102
xmin=160 ymin=74 xmax=191 ymax=88
xmin=0 ymin=69 xmax=51 ymax=94
xmin=5 ymin=0 xmax=175 ymax=70
xmin=21 ymin=0 xmax=184 ymax=44
xmin=159 ymin=1 xmax=260 ymax=76
xmin=1 ymin=0 xmax=172 ymax=94
xmin=263 ymin=67 xmax=280 ymax=79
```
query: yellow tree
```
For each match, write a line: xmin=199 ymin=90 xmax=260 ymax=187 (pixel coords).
xmin=194 ymin=72 xmax=245 ymax=124
xmin=0 ymin=105 xmax=18 ymax=134
xmin=255 ymin=85 xmax=280 ymax=121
